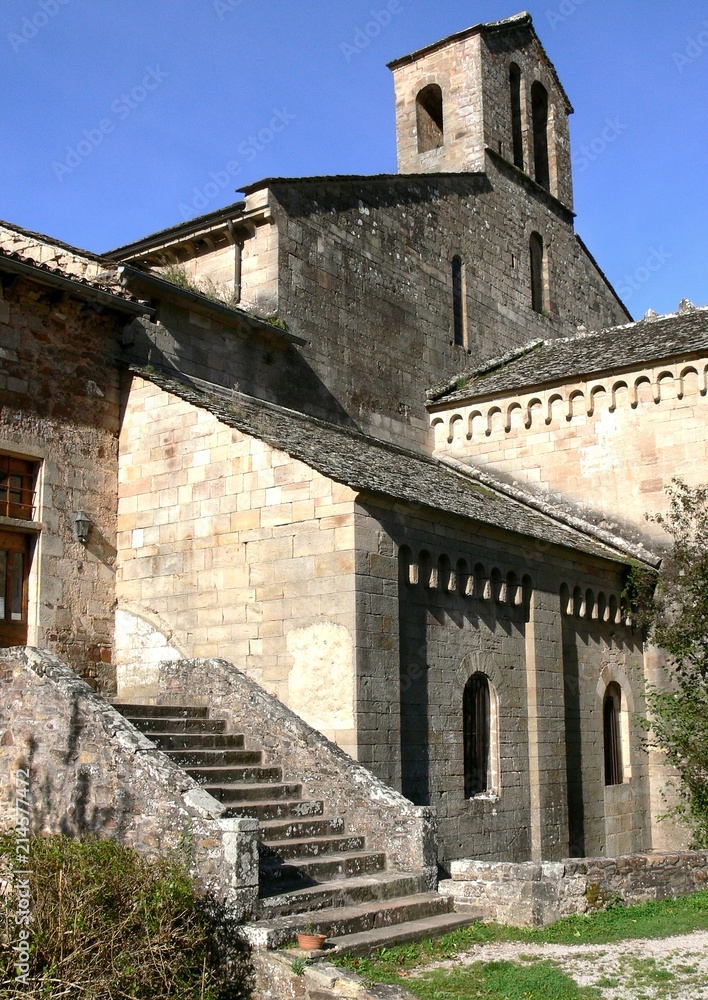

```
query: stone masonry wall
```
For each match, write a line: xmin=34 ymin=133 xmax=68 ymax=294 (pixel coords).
xmin=431 ymin=356 xmax=708 ymax=545
xmin=391 ymin=20 xmax=573 ymax=209
xmin=440 ymin=850 xmax=708 ymax=927
xmin=353 ymin=496 xmax=651 ymax=865
xmin=116 ymin=376 xmax=360 ymax=756
xmin=0 ymin=275 xmax=122 ymax=688
xmin=264 ymin=161 xmax=628 ymax=451
xmin=0 ymin=648 xmax=259 ymax=915
xmin=480 ymin=27 xmax=573 ymax=210
xmin=155 ymin=657 xmax=437 ymax=885
xmin=561 ymin=607 xmax=651 ymax=859
xmin=391 ymin=31 xmax=486 ymax=175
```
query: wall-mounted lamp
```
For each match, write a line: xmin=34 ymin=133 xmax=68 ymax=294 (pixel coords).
xmin=73 ymin=511 xmax=92 ymax=544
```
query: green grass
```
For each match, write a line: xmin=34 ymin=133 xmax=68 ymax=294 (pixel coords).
xmin=403 ymin=960 xmax=602 ymax=999
xmin=337 ymin=890 xmax=708 ymax=985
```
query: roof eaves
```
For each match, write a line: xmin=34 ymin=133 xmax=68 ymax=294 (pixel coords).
xmin=116 ymin=264 xmax=306 ymax=345
xmin=386 ymin=12 xmax=532 ymax=69
xmin=0 ymin=252 xmax=153 ymax=317
xmin=238 ymin=171 xmax=487 ymax=195
xmin=104 ymin=201 xmax=248 ymax=259
xmin=126 ymin=362 xmax=655 ymax=569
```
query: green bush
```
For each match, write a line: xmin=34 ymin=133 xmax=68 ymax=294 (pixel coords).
xmin=0 ymin=833 xmax=253 ymax=999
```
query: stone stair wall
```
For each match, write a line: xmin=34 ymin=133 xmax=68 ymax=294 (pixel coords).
xmin=0 ymin=648 xmax=259 ymax=916
xmin=440 ymin=851 xmax=708 ymax=927
xmin=155 ymin=657 xmax=438 ymax=881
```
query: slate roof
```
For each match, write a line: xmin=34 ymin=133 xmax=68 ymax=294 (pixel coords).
xmin=0 ymin=219 xmax=141 ymax=305
xmin=429 ymin=306 xmax=708 ymax=406
xmin=128 ymin=363 xmax=657 ymax=568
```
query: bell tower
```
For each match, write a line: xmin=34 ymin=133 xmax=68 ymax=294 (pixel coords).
xmin=388 ymin=11 xmax=574 ymax=211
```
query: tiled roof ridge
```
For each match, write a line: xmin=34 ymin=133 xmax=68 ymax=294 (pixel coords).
xmin=427 ymin=339 xmax=545 ymax=401
xmin=430 ymin=303 xmax=708 ymax=405
xmin=0 ymin=218 xmax=108 ymax=264
xmin=125 ymin=362 xmax=657 ymax=568
xmin=437 ymin=455 xmax=659 ymax=568
xmin=0 ymin=220 xmax=139 ymax=302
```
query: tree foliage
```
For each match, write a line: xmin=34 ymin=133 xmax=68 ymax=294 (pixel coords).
xmin=634 ymin=479 xmax=708 ymax=847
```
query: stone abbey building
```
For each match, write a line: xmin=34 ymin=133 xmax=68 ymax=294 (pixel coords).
xmin=1 ymin=12 xmax=707 ymax=880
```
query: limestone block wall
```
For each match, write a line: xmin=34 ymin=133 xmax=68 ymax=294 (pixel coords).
xmin=440 ymin=850 xmax=708 ymax=927
xmin=390 ymin=21 xmax=573 ymax=209
xmin=0 ymin=276 xmax=122 ymax=688
xmin=116 ymin=376 xmax=359 ymax=756
xmin=155 ymin=657 xmax=437 ymax=882
xmin=391 ymin=31 xmax=486 ymax=175
xmin=0 ymin=648 xmax=259 ymax=914
xmin=352 ymin=495 xmax=652 ymax=864
xmin=158 ymin=213 xmax=279 ymax=317
xmin=431 ymin=357 xmax=708 ymax=544
xmin=266 ymin=163 xmax=628 ymax=451
xmin=560 ymin=584 xmax=651 ymax=858
xmin=480 ymin=28 xmax=573 ymax=209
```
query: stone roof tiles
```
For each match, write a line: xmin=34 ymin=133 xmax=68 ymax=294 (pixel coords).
xmin=129 ymin=364 xmax=656 ymax=568
xmin=430 ymin=305 xmax=708 ymax=406
xmin=0 ymin=219 xmax=138 ymax=303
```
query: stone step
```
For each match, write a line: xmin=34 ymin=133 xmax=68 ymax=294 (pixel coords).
xmin=243 ymin=892 xmax=453 ymax=950
xmin=205 ymin=782 xmax=303 ymax=803
xmin=164 ymin=748 xmax=263 ymax=767
xmin=129 ymin=717 xmax=227 ymax=734
xmin=223 ymin=799 xmax=325 ymax=822
xmin=261 ymin=835 xmax=365 ymax=861
xmin=261 ymin=851 xmax=386 ymax=885
xmin=186 ymin=764 xmax=283 ymax=784
xmin=150 ymin=732 xmax=245 ymax=751
xmin=327 ymin=910 xmax=483 ymax=957
xmin=113 ymin=703 xmax=209 ymax=719
xmin=257 ymin=870 xmax=433 ymax=918
xmin=259 ymin=816 xmax=345 ymax=841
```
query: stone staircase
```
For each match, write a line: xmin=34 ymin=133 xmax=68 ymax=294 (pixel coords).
xmin=113 ymin=701 xmax=479 ymax=954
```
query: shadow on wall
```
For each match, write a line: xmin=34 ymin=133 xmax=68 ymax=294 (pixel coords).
xmin=120 ymin=309 xmax=362 ymax=432
xmin=14 ymin=697 xmax=134 ymax=842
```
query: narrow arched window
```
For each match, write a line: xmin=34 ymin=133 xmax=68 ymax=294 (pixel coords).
xmin=530 ymin=232 xmax=546 ymax=313
xmin=531 ymin=82 xmax=550 ymax=191
xmin=452 ymin=256 xmax=465 ymax=346
xmin=510 ymin=64 xmax=524 ymax=169
xmin=603 ymin=682 xmax=623 ymax=786
xmin=464 ymin=673 xmax=490 ymax=796
xmin=416 ymin=84 xmax=444 ymax=153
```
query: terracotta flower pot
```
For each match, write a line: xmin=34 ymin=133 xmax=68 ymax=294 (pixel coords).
xmin=296 ymin=931 xmax=327 ymax=950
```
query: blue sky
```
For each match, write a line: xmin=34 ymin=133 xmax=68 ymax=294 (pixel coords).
xmin=1 ymin=0 xmax=706 ymax=318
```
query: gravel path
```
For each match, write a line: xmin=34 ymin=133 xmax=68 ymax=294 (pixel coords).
xmin=410 ymin=931 xmax=708 ymax=998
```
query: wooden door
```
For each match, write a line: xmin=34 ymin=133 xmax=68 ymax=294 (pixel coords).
xmin=0 ymin=530 xmax=31 ymax=647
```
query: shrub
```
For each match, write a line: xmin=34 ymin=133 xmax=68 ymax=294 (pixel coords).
xmin=0 ymin=833 xmax=253 ymax=999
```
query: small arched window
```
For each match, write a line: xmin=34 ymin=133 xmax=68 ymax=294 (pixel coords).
xmin=509 ymin=64 xmax=524 ymax=169
xmin=416 ymin=84 xmax=444 ymax=153
xmin=531 ymin=82 xmax=550 ymax=191
xmin=452 ymin=256 xmax=466 ymax=346
xmin=464 ymin=673 xmax=491 ymax=796
xmin=529 ymin=232 xmax=547 ymax=314
xmin=603 ymin=682 xmax=623 ymax=786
